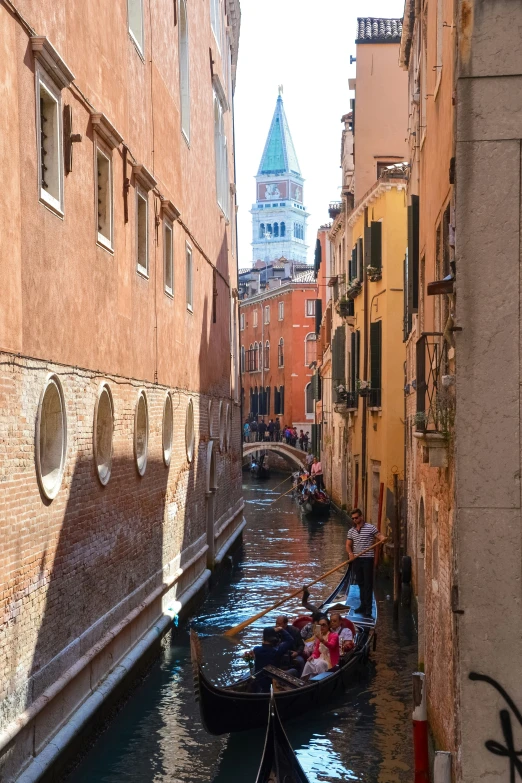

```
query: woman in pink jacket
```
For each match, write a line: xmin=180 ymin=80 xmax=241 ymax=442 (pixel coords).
xmin=302 ymin=616 xmax=339 ymax=678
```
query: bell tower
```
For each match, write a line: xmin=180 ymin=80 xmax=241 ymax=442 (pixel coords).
xmin=251 ymin=93 xmax=309 ymax=264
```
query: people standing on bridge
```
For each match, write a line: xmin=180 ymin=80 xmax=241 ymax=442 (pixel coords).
xmin=243 ymin=420 xmax=250 ymax=443
xmin=274 ymin=418 xmax=281 ymax=441
xmin=303 ymin=431 xmax=309 ymax=451
xmin=298 ymin=430 xmax=305 ymax=450
xmin=291 ymin=427 xmax=298 ymax=447
xmin=249 ymin=418 xmax=258 ymax=443
xmin=258 ymin=418 xmax=267 ymax=442
xmin=268 ymin=419 xmax=275 ymax=441
xmin=310 ymin=457 xmax=324 ymax=491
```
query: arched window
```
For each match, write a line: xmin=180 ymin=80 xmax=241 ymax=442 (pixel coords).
xmin=240 ymin=345 xmax=245 ymax=373
xmin=259 ymin=222 xmax=265 ymax=240
xmin=266 ymin=224 xmax=272 ymax=237
xmin=264 ymin=340 xmax=270 ymax=369
xmin=305 ymin=332 xmax=317 ymax=366
xmin=253 ymin=341 xmax=258 ymax=371
xmin=273 ymin=222 xmax=279 ymax=238
xmin=305 ymin=382 xmax=314 ymax=415
xmin=179 ymin=0 xmax=190 ymax=141
xmin=293 ymin=223 xmax=297 ymax=238
xmin=280 ymin=221 xmax=286 ymax=237
xmin=265 ymin=386 xmax=271 ymax=416
xmin=258 ymin=341 xmax=263 ymax=370
xmin=278 ymin=337 xmax=284 ymax=367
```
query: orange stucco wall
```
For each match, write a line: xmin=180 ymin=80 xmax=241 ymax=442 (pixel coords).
xmin=0 ymin=0 xmax=237 ymax=397
xmin=240 ymin=284 xmax=318 ymax=428
xmin=353 ymin=42 xmax=409 ymax=201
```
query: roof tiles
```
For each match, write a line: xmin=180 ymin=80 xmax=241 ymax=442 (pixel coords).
xmin=356 ymin=17 xmax=403 ymax=44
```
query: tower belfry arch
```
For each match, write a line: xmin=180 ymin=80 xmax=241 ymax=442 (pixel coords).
xmin=250 ymin=93 xmax=309 ymax=265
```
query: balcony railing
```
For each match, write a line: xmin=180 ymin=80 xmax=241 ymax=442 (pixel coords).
xmin=328 ymin=201 xmax=344 ymax=219
xmin=334 ymin=387 xmax=359 ymax=410
xmin=416 ymin=332 xmax=452 ymax=433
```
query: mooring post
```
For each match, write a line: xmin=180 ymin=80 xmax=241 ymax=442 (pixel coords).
xmin=412 ymin=671 xmax=430 ymax=782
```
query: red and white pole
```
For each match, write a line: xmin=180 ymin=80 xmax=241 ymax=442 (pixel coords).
xmin=412 ymin=671 xmax=430 ymax=782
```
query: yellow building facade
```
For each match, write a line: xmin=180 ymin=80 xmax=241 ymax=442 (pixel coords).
xmin=346 ymin=176 xmax=407 ymax=531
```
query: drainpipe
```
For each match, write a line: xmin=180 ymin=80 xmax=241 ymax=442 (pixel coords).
xmin=362 ymin=208 xmax=369 ymax=518
xmin=412 ymin=671 xmax=430 ymax=782
xmin=434 ymin=752 xmax=452 ymax=783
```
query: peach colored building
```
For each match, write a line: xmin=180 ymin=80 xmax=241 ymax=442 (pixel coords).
xmin=240 ymin=272 xmax=318 ymax=436
xmin=401 ymin=0 xmax=522 ymax=780
xmin=0 ymin=0 xmax=242 ymax=778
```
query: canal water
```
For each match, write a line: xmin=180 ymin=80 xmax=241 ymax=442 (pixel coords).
xmin=67 ymin=475 xmax=417 ymax=783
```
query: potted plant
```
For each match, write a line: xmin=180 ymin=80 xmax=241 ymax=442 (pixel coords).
xmin=347 ymin=278 xmax=362 ymax=298
xmin=366 ymin=265 xmax=382 ymax=281
xmin=336 ymin=297 xmax=353 ymax=317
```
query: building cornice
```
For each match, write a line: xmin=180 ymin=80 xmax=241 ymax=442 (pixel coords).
xmin=347 ymin=179 xmax=408 ymax=228
xmin=91 ymin=113 xmax=123 ymax=150
xmin=399 ymin=0 xmax=415 ymax=69
xmin=132 ymin=163 xmax=157 ymax=192
xmin=31 ymin=36 xmax=74 ymax=89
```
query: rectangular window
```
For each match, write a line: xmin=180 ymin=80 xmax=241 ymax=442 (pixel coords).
xmin=179 ymin=0 xmax=190 ymax=142
xmin=164 ymin=220 xmax=174 ymax=296
xmin=96 ymin=147 xmax=113 ymax=250
xmin=186 ymin=243 xmax=193 ymax=311
xmin=37 ymin=75 xmax=63 ymax=213
xmin=371 ymin=221 xmax=382 ymax=270
xmin=253 ymin=310 xmax=258 ymax=328
xmin=370 ymin=321 xmax=382 ymax=408
xmin=240 ymin=313 xmax=245 ymax=331
xmin=278 ymin=301 xmax=284 ymax=320
xmin=264 ymin=305 xmax=270 ymax=324
xmin=136 ymin=188 xmax=148 ymax=276
xmin=210 ymin=0 xmax=221 ymax=49
xmin=128 ymin=0 xmax=144 ymax=53
xmin=306 ymin=299 xmax=316 ymax=317
xmin=214 ymin=93 xmax=229 ymax=218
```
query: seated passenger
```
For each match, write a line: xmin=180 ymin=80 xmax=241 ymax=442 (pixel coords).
xmin=276 ymin=615 xmax=305 ymax=675
xmin=252 ymin=626 xmax=296 ymax=693
xmin=329 ymin=611 xmax=355 ymax=653
xmin=301 ymin=617 xmax=340 ymax=678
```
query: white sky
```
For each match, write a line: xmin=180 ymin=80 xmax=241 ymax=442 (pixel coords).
xmin=234 ymin=0 xmax=405 ymax=267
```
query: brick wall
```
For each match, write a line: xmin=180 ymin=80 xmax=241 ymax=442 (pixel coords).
xmin=0 ymin=354 xmax=242 ymax=777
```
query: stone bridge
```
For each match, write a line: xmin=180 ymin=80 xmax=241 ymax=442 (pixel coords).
xmin=243 ymin=442 xmax=307 ymax=470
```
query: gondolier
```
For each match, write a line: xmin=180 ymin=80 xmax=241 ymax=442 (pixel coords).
xmin=346 ymin=509 xmax=386 ymax=618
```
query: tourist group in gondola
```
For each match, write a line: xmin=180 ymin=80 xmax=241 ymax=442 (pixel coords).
xmin=190 ymin=508 xmax=386 ymax=782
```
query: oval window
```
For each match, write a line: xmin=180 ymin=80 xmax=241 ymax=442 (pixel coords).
xmin=134 ymin=391 xmax=148 ymax=476
xmin=186 ymin=398 xmax=195 ymax=462
xmin=36 ymin=375 xmax=67 ymax=500
xmin=219 ymin=401 xmax=225 ymax=451
xmin=163 ymin=392 xmax=173 ymax=466
xmin=94 ymin=384 xmax=114 ymax=485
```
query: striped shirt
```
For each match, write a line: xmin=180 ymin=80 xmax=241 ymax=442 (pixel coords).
xmin=347 ymin=523 xmax=379 ymax=558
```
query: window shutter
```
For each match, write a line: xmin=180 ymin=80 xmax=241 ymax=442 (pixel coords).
xmin=350 ymin=247 xmax=357 ymax=280
xmin=314 ymin=239 xmax=322 ymax=278
xmin=280 ymin=385 xmax=285 ymax=414
xmin=356 ymin=330 xmax=361 ymax=386
xmin=370 ymin=321 xmax=382 ymax=393
xmin=266 ymin=386 xmax=271 ymax=416
xmin=350 ymin=332 xmax=356 ymax=392
xmin=364 ymin=225 xmax=372 ymax=272
xmin=405 ymin=195 xmax=420 ymax=340
xmin=274 ymin=386 xmax=280 ymax=415
xmin=357 ymin=238 xmax=363 ymax=279
xmin=315 ymin=298 xmax=322 ymax=335
xmin=371 ymin=221 xmax=382 ymax=269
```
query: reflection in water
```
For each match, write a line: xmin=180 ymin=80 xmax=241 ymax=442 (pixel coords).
xmin=67 ymin=476 xmax=416 ymax=783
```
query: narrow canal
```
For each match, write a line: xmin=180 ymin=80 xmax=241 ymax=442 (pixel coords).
xmin=66 ymin=475 xmax=417 ymax=782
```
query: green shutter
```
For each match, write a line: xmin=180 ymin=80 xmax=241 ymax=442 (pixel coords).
xmin=371 ymin=221 xmax=382 ymax=269
xmin=280 ymin=385 xmax=285 ymax=415
xmin=350 ymin=332 xmax=356 ymax=392
xmin=364 ymin=225 xmax=372 ymax=271
xmin=314 ymin=298 xmax=322 ymax=334
xmin=357 ymin=238 xmax=363 ymax=279
xmin=370 ymin=321 xmax=382 ymax=392
xmin=350 ymin=247 xmax=357 ymax=280
xmin=274 ymin=386 xmax=280 ymax=415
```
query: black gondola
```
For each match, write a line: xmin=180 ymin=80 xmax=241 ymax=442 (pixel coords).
xmin=250 ymin=454 xmax=271 ymax=479
xmin=255 ymin=690 xmax=310 ymax=783
xmin=298 ymin=492 xmax=331 ymax=516
xmin=191 ymin=564 xmax=376 ymax=735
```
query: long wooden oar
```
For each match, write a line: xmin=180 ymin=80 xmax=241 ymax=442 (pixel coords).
xmin=223 ymin=538 xmax=387 ymax=637
xmin=267 ymin=475 xmax=308 ymax=506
